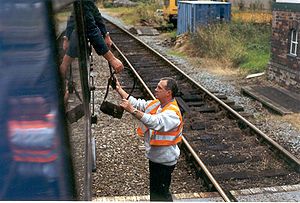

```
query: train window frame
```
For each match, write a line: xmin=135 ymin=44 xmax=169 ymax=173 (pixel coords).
xmin=289 ymin=29 xmax=298 ymax=56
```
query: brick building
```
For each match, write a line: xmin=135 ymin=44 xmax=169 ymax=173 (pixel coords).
xmin=267 ymin=0 xmax=300 ymax=91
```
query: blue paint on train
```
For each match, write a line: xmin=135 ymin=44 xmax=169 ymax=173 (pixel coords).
xmin=0 ymin=0 xmax=76 ymax=200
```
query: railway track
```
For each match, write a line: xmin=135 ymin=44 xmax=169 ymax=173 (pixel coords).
xmin=99 ymin=18 xmax=300 ymax=200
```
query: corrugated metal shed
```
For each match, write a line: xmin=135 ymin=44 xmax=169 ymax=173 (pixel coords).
xmin=177 ymin=1 xmax=231 ymax=35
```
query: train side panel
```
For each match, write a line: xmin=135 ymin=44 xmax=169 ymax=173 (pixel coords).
xmin=0 ymin=0 xmax=76 ymax=200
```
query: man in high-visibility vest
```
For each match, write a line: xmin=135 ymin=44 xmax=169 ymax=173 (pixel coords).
xmin=116 ymin=77 xmax=183 ymax=201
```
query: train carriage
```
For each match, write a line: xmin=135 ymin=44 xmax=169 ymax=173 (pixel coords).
xmin=0 ymin=0 xmax=94 ymax=200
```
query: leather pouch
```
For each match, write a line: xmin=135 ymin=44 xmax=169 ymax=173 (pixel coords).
xmin=100 ymin=101 xmax=124 ymax=119
xmin=100 ymin=64 xmax=135 ymax=119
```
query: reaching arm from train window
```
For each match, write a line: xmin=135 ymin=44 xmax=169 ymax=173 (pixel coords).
xmin=94 ymin=11 xmax=113 ymax=48
xmin=89 ymin=1 xmax=107 ymax=37
xmin=81 ymin=1 xmax=109 ymax=54
xmin=65 ymin=11 xmax=75 ymax=40
xmin=81 ymin=1 xmax=122 ymax=72
xmin=63 ymin=11 xmax=76 ymax=51
xmin=86 ymin=1 xmax=112 ymax=48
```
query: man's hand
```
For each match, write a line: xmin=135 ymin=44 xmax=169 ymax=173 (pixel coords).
xmin=63 ymin=36 xmax=69 ymax=51
xmin=110 ymin=57 xmax=124 ymax=73
xmin=114 ymin=77 xmax=129 ymax=99
xmin=115 ymin=77 xmax=122 ymax=91
xmin=120 ymin=99 xmax=143 ymax=119
xmin=120 ymin=99 xmax=134 ymax=113
xmin=103 ymin=51 xmax=124 ymax=73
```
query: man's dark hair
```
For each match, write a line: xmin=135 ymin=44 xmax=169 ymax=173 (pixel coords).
xmin=161 ymin=77 xmax=178 ymax=98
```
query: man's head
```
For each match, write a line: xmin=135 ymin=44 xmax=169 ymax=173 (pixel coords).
xmin=155 ymin=77 xmax=178 ymax=103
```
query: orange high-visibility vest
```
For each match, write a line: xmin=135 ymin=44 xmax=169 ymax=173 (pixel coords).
xmin=137 ymin=99 xmax=183 ymax=146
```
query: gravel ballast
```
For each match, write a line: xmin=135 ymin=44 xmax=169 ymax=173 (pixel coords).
xmin=103 ymin=12 xmax=299 ymax=160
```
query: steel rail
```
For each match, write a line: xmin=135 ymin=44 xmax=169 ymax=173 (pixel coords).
xmin=105 ymin=17 xmax=300 ymax=172
xmin=182 ymin=136 xmax=231 ymax=202
xmin=112 ymin=43 xmax=154 ymax=98
xmin=109 ymin=21 xmax=231 ymax=202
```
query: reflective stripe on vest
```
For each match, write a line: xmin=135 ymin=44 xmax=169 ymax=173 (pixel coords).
xmin=7 ymin=116 xmax=57 ymax=163
xmin=136 ymin=99 xmax=183 ymax=146
xmin=150 ymin=101 xmax=183 ymax=146
xmin=12 ymin=148 xmax=57 ymax=163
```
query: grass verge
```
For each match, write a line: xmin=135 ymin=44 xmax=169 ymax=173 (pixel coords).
xmin=102 ymin=5 xmax=272 ymax=74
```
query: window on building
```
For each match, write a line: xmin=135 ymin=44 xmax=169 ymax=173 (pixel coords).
xmin=290 ymin=29 xmax=298 ymax=56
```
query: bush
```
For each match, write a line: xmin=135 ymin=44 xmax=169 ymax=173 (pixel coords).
xmin=103 ymin=1 xmax=114 ymax=8
xmin=190 ymin=23 xmax=247 ymax=67
xmin=189 ymin=21 xmax=271 ymax=71
xmin=135 ymin=2 xmax=163 ymax=23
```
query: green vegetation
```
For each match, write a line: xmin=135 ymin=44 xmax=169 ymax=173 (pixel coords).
xmin=162 ymin=30 xmax=177 ymax=40
xmin=189 ymin=21 xmax=271 ymax=73
xmin=135 ymin=2 xmax=164 ymax=24
xmin=240 ymin=50 xmax=270 ymax=73
xmin=103 ymin=1 xmax=163 ymax=26
xmin=167 ymin=49 xmax=186 ymax=58
xmin=103 ymin=7 xmax=141 ymax=25
xmin=103 ymin=2 xmax=272 ymax=74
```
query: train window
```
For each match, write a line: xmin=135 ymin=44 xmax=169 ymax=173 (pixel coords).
xmin=290 ymin=29 xmax=298 ymax=56
xmin=0 ymin=0 xmax=76 ymax=200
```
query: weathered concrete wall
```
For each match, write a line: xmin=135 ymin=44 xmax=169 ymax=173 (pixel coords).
xmin=268 ymin=3 xmax=300 ymax=91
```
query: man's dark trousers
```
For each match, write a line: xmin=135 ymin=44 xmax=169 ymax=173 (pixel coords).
xmin=149 ymin=160 xmax=175 ymax=202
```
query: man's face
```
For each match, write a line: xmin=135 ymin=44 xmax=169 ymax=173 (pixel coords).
xmin=155 ymin=80 xmax=171 ymax=100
